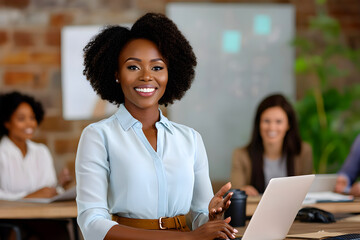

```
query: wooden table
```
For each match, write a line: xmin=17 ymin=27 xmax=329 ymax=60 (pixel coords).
xmin=2 ymin=198 xmax=358 ymax=240
xmin=288 ymin=221 xmax=360 ymax=235
xmin=0 ymin=200 xmax=79 ymax=239
xmin=0 ymin=200 xmax=77 ymax=219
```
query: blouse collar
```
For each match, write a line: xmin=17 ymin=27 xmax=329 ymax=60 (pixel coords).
xmin=116 ymin=104 xmax=174 ymax=134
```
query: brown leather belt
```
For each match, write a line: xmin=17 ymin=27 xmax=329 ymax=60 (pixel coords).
xmin=112 ymin=214 xmax=190 ymax=232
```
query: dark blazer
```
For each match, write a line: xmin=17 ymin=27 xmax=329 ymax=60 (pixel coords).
xmin=338 ymin=134 xmax=360 ymax=184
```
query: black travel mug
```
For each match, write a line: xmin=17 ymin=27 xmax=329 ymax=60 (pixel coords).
xmin=224 ymin=189 xmax=247 ymax=227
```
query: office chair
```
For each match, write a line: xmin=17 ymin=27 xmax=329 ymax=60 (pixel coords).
xmin=0 ymin=223 xmax=22 ymax=240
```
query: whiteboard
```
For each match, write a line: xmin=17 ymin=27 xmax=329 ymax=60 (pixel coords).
xmin=61 ymin=25 xmax=118 ymax=120
xmin=167 ymin=3 xmax=295 ymax=182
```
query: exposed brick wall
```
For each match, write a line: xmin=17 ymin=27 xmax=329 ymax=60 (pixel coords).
xmin=0 ymin=0 xmax=359 ymax=175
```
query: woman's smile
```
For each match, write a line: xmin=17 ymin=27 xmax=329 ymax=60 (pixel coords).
xmin=134 ymin=85 xmax=157 ymax=96
xmin=24 ymin=127 xmax=34 ymax=135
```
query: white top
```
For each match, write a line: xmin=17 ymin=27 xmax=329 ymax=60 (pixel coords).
xmin=0 ymin=136 xmax=57 ymax=200
xmin=76 ymin=104 xmax=213 ymax=240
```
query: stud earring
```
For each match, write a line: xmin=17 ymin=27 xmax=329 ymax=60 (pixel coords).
xmin=115 ymin=79 xmax=119 ymax=83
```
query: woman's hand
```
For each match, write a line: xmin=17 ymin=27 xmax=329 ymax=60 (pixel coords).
xmin=350 ymin=182 xmax=360 ymax=197
xmin=241 ymin=185 xmax=259 ymax=196
xmin=189 ymin=217 xmax=238 ymax=240
xmin=208 ymin=182 xmax=232 ymax=221
xmin=334 ymin=175 xmax=349 ymax=194
xmin=24 ymin=187 xmax=57 ymax=199
xmin=58 ymin=167 xmax=73 ymax=188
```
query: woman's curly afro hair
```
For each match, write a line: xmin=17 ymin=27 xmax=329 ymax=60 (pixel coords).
xmin=0 ymin=91 xmax=44 ymax=138
xmin=83 ymin=12 xmax=197 ymax=106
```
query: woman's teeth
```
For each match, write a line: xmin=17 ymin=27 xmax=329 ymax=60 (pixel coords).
xmin=268 ymin=131 xmax=277 ymax=137
xmin=24 ymin=128 xmax=33 ymax=134
xmin=135 ymin=88 xmax=155 ymax=93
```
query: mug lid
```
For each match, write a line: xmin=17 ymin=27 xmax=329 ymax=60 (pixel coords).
xmin=225 ymin=189 xmax=247 ymax=199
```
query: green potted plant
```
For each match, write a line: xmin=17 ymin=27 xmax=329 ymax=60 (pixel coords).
xmin=293 ymin=0 xmax=360 ymax=173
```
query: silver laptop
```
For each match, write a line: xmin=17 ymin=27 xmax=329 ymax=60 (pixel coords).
xmin=240 ymin=174 xmax=315 ymax=240
xmin=308 ymin=174 xmax=337 ymax=192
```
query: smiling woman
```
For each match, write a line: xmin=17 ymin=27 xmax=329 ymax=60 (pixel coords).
xmin=76 ymin=12 xmax=239 ymax=240
xmin=0 ymin=91 xmax=72 ymax=239
xmin=0 ymin=91 xmax=58 ymax=200
xmin=231 ymin=93 xmax=313 ymax=196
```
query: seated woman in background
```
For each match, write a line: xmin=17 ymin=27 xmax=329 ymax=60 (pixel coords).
xmin=0 ymin=91 xmax=72 ymax=200
xmin=231 ymin=94 xmax=313 ymax=196
xmin=335 ymin=133 xmax=360 ymax=196
xmin=0 ymin=91 xmax=72 ymax=240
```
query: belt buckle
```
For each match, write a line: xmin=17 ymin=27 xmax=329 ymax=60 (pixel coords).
xmin=158 ymin=217 xmax=167 ymax=230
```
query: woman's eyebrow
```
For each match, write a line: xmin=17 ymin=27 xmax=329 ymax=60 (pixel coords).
xmin=150 ymin=58 xmax=165 ymax=62
xmin=125 ymin=57 xmax=141 ymax=62
xmin=124 ymin=57 xmax=165 ymax=63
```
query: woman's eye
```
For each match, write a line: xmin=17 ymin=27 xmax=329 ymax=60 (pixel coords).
xmin=152 ymin=66 xmax=164 ymax=71
xmin=16 ymin=116 xmax=26 ymax=122
xmin=127 ymin=65 xmax=139 ymax=70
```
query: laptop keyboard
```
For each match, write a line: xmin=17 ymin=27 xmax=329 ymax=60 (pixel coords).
xmin=323 ymin=234 xmax=360 ymax=239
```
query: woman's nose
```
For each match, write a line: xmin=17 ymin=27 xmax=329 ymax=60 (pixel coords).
xmin=268 ymin=122 xmax=276 ymax=129
xmin=27 ymin=118 xmax=37 ymax=127
xmin=141 ymin=69 xmax=153 ymax=81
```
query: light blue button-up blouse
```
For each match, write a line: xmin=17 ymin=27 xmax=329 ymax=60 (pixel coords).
xmin=76 ymin=104 xmax=213 ymax=240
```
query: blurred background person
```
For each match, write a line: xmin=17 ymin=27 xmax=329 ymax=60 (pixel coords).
xmin=0 ymin=91 xmax=72 ymax=240
xmin=231 ymin=93 xmax=313 ymax=196
xmin=335 ymin=133 xmax=360 ymax=196
xmin=0 ymin=91 xmax=72 ymax=200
